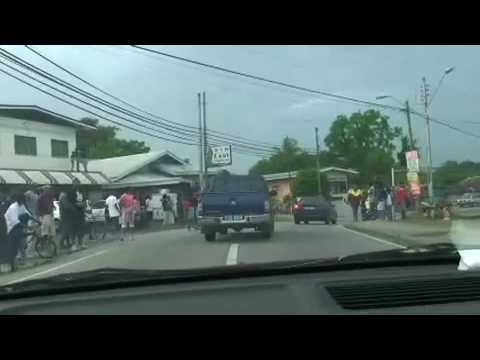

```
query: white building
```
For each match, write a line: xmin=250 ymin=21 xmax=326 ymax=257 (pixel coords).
xmin=0 ymin=105 xmax=109 ymax=189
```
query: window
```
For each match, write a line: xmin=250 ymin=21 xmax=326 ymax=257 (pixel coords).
xmin=14 ymin=135 xmax=37 ymax=156
xmin=51 ymin=139 xmax=69 ymax=158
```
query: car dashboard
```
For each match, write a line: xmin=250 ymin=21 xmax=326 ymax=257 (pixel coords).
xmin=2 ymin=262 xmax=480 ymax=314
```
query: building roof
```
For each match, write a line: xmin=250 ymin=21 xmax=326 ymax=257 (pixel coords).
xmin=88 ymin=151 xmax=186 ymax=181
xmin=0 ymin=105 xmax=96 ymax=130
xmin=103 ymin=173 xmax=189 ymax=189
xmin=262 ymin=167 xmax=359 ymax=182
xmin=0 ymin=169 xmax=110 ymax=185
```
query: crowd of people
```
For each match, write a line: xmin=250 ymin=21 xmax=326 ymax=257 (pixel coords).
xmin=345 ymin=182 xmax=411 ymax=222
xmin=0 ymin=186 xmax=60 ymax=272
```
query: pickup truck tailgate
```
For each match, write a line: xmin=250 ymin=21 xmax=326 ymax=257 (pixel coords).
xmin=202 ymin=192 xmax=267 ymax=216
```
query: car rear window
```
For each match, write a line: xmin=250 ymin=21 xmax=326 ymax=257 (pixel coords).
xmin=208 ymin=174 xmax=268 ymax=193
xmin=301 ymin=196 xmax=328 ymax=206
xmin=92 ymin=201 xmax=106 ymax=209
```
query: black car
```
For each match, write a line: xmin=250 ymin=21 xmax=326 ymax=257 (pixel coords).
xmin=293 ymin=196 xmax=337 ymax=225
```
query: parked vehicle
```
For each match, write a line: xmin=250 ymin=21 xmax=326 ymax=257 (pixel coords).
xmin=198 ymin=172 xmax=275 ymax=241
xmin=456 ymin=193 xmax=480 ymax=208
xmin=85 ymin=200 xmax=107 ymax=223
xmin=293 ymin=195 xmax=338 ymax=225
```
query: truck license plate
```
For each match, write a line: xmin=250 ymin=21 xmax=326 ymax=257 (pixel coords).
xmin=222 ymin=215 xmax=245 ymax=223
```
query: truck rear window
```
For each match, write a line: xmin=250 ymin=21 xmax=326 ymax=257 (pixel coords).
xmin=208 ymin=175 xmax=268 ymax=193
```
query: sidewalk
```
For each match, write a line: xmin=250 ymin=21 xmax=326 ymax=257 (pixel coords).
xmin=344 ymin=215 xmax=452 ymax=248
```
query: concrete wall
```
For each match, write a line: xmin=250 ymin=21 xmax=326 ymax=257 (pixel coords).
xmin=0 ymin=116 xmax=76 ymax=170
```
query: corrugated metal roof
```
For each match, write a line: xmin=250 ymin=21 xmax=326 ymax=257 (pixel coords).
xmin=0 ymin=169 xmax=110 ymax=185
xmin=0 ymin=105 xmax=96 ymax=130
xmin=88 ymin=151 xmax=185 ymax=181
xmin=103 ymin=173 xmax=189 ymax=189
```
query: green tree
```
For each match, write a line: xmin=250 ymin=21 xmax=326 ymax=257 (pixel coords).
xmin=324 ymin=109 xmax=402 ymax=185
xmin=249 ymin=137 xmax=341 ymax=175
xmin=292 ymin=168 xmax=329 ymax=198
xmin=434 ymin=160 xmax=480 ymax=191
xmin=77 ymin=118 xmax=150 ymax=159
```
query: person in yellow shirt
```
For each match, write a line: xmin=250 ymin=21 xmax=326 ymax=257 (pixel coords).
xmin=347 ymin=186 xmax=362 ymax=222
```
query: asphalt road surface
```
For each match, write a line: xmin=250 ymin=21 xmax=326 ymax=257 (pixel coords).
xmin=0 ymin=218 xmax=402 ymax=286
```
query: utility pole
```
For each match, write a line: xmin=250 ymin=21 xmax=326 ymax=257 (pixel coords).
xmin=405 ymin=100 xmax=414 ymax=150
xmin=202 ymin=91 xmax=208 ymax=188
xmin=421 ymin=77 xmax=434 ymax=201
xmin=197 ymin=93 xmax=204 ymax=190
xmin=315 ymin=127 xmax=322 ymax=196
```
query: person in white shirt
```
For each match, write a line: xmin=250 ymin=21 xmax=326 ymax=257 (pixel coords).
xmin=4 ymin=193 xmax=37 ymax=271
xmin=105 ymin=193 xmax=121 ymax=234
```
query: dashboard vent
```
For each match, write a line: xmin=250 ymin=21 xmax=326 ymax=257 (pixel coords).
xmin=327 ymin=276 xmax=480 ymax=310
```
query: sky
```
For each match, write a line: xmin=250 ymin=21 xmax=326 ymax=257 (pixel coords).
xmin=0 ymin=45 xmax=479 ymax=173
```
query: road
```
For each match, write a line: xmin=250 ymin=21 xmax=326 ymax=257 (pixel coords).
xmin=0 ymin=215 xmax=403 ymax=286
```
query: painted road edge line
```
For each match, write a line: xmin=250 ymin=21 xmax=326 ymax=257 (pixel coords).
xmin=341 ymin=226 xmax=406 ymax=249
xmin=226 ymin=244 xmax=239 ymax=265
xmin=6 ymin=250 xmax=110 ymax=285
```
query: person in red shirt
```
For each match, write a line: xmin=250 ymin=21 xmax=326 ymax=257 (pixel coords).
xmin=396 ymin=184 xmax=408 ymax=220
xmin=119 ymin=189 xmax=135 ymax=241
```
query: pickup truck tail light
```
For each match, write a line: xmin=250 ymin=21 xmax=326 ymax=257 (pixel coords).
xmin=264 ymin=200 xmax=270 ymax=212
xmin=293 ymin=203 xmax=304 ymax=212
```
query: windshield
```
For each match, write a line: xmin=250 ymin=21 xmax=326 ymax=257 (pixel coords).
xmin=0 ymin=45 xmax=477 ymax=292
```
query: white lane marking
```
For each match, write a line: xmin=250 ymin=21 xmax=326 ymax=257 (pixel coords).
xmin=341 ymin=226 xmax=406 ymax=249
xmin=6 ymin=250 xmax=110 ymax=285
xmin=226 ymin=244 xmax=239 ymax=265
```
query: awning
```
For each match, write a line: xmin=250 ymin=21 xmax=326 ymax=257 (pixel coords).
xmin=0 ymin=169 xmax=110 ymax=186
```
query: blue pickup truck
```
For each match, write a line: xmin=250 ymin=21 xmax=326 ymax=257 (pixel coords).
xmin=198 ymin=172 xmax=275 ymax=242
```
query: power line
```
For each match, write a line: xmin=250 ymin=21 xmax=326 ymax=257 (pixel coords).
xmin=24 ymin=45 xmax=285 ymax=151
xmin=0 ymin=63 xmax=279 ymax=159
xmin=0 ymin=48 xmax=280 ymax=155
xmin=0 ymin=65 xmax=200 ymax=146
xmin=130 ymin=45 xmax=480 ymax=142
xmin=130 ymin=45 xmax=409 ymax=113
xmin=0 ymin=66 xmax=283 ymax=158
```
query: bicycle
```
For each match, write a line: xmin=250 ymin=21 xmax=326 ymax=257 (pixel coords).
xmin=24 ymin=225 xmax=57 ymax=259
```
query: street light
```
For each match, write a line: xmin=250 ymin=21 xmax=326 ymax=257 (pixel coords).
xmin=423 ymin=65 xmax=455 ymax=201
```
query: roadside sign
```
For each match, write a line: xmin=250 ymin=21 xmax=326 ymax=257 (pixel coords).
xmin=410 ymin=182 xmax=421 ymax=196
xmin=209 ymin=145 xmax=232 ymax=166
xmin=407 ymin=171 xmax=419 ymax=183
xmin=405 ymin=150 xmax=420 ymax=172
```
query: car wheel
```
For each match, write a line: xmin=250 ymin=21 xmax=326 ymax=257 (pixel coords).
xmin=205 ymin=232 xmax=216 ymax=242
xmin=331 ymin=219 xmax=337 ymax=225
xmin=219 ymin=229 xmax=228 ymax=235
xmin=304 ymin=220 xmax=309 ymax=224
xmin=261 ymin=223 xmax=273 ymax=239
xmin=294 ymin=216 xmax=300 ymax=225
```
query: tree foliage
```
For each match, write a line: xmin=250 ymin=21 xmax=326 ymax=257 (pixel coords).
xmin=324 ymin=109 xmax=402 ymax=184
xmin=292 ymin=168 xmax=329 ymax=198
xmin=77 ymin=118 xmax=150 ymax=159
xmin=434 ymin=160 xmax=480 ymax=191
xmin=249 ymin=137 xmax=340 ymax=175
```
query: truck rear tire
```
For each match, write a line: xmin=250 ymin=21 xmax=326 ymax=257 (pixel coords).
xmin=205 ymin=232 xmax=216 ymax=242
xmin=261 ymin=222 xmax=274 ymax=239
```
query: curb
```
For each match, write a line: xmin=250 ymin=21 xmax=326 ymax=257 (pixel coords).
xmin=343 ymin=224 xmax=450 ymax=248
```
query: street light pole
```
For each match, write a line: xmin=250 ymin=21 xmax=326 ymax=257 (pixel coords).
xmin=422 ymin=77 xmax=434 ymax=201
xmin=405 ymin=100 xmax=414 ymax=150
xmin=315 ymin=127 xmax=322 ymax=196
